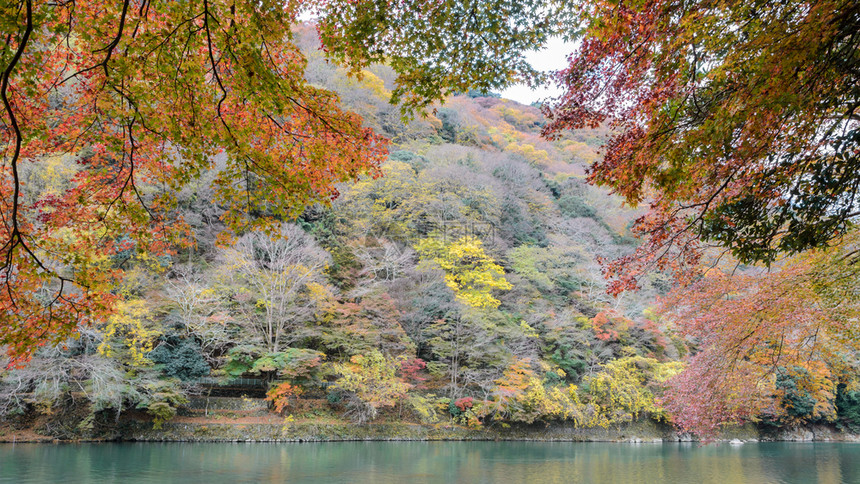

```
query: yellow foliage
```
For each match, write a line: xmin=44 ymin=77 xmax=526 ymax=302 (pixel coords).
xmin=778 ymin=362 xmax=837 ymax=423
xmin=341 ymin=160 xmax=502 ymax=244
xmin=487 ymin=126 xmax=521 ymax=145
xmin=519 ymin=321 xmax=539 ymax=338
xmin=358 ymin=70 xmax=391 ymax=99
xmin=583 ymin=356 xmax=684 ymax=424
xmin=306 ymin=281 xmax=336 ymax=309
xmin=337 ymin=69 xmax=391 ymax=101
xmin=481 ymin=358 xmax=588 ymax=425
xmin=98 ymin=299 xmax=160 ymax=366
xmin=495 ymin=106 xmax=540 ymax=128
xmin=504 ymin=142 xmax=550 ymax=166
xmin=31 ymin=154 xmax=78 ymax=197
xmin=336 ymin=68 xmax=391 ymax=100
xmin=332 ymin=351 xmax=411 ymax=412
xmin=561 ymin=140 xmax=599 ymax=164
xmin=415 ymin=236 xmax=512 ymax=308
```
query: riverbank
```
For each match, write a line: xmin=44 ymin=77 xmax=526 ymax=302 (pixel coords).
xmin=1 ymin=396 xmax=857 ymax=444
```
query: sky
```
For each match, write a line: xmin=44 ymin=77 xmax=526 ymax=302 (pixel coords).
xmin=499 ymin=37 xmax=574 ymax=105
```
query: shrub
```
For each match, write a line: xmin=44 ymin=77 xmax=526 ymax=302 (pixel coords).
xmin=326 ymin=390 xmax=344 ymax=405
xmin=148 ymin=336 xmax=209 ymax=381
xmin=267 ymin=382 xmax=304 ymax=414
xmin=583 ymin=356 xmax=684 ymax=425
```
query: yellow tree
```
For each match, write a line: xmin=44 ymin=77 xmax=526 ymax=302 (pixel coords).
xmin=415 ymin=236 xmax=511 ymax=309
xmin=332 ymin=350 xmax=411 ymax=423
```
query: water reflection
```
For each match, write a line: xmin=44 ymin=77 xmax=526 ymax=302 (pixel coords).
xmin=1 ymin=441 xmax=858 ymax=483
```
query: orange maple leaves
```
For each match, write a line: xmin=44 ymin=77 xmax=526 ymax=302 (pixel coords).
xmin=0 ymin=0 xmax=386 ymax=364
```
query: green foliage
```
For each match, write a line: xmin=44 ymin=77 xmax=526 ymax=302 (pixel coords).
xmin=448 ymin=399 xmax=465 ymax=417
xmin=297 ymin=206 xmax=361 ymax=290
xmin=222 ymin=347 xmax=325 ymax=382
xmin=147 ymin=337 xmax=210 ymax=381
xmin=317 ymin=0 xmax=565 ymax=114
xmin=437 ymin=108 xmax=461 ymax=143
xmin=776 ymin=370 xmax=819 ymax=420
xmin=549 ymin=345 xmax=588 ymax=381
xmin=465 ymin=90 xmax=501 ymax=99
xmin=498 ymin=197 xmax=549 ymax=247
xmin=138 ymin=380 xmax=188 ymax=430
xmin=250 ymin=354 xmax=293 ymax=375
xmin=508 ymin=246 xmax=587 ymax=296
xmin=270 ymin=349 xmax=327 ymax=381
xmin=761 ymin=366 xmax=837 ymax=427
xmin=222 ymin=346 xmax=259 ymax=378
xmin=388 ymin=150 xmax=430 ymax=173
xmin=836 ymin=384 xmax=860 ymax=433
xmin=326 ymin=390 xmax=344 ymax=405
xmin=557 ymin=196 xmax=597 ymax=219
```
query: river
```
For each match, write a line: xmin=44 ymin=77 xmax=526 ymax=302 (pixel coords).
xmin=1 ymin=441 xmax=858 ymax=483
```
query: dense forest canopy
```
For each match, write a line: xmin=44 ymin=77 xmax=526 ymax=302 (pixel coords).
xmin=0 ymin=0 xmax=857 ymax=438
xmin=0 ymin=0 xmax=566 ymax=363
xmin=544 ymin=0 xmax=860 ymax=435
xmin=545 ymin=0 xmax=860 ymax=291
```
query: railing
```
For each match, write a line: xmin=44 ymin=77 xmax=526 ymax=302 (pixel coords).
xmin=186 ymin=377 xmax=265 ymax=387
xmin=71 ymin=375 xmax=332 ymax=390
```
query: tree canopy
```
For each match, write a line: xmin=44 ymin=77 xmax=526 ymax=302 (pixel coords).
xmin=316 ymin=0 xmax=570 ymax=114
xmin=540 ymin=0 xmax=860 ymax=437
xmin=544 ymin=0 xmax=860 ymax=292
xmin=2 ymin=0 xmax=859 ymax=441
xmin=0 ymin=0 xmax=561 ymax=363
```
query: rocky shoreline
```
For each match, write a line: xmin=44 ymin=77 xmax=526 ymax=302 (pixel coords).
xmin=2 ymin=397 xmax=858 ymax=444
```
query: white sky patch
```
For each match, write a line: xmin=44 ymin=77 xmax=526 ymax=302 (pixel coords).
xmin=500 ymin=37 xmax=574 ymax=105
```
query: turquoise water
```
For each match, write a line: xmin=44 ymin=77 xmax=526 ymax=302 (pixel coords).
xmin=1 ymin=441 xmax=858 ymax=483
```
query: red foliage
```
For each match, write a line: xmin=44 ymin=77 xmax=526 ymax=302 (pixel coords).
xmin=658 ymin=245 xmax=860 ymax=437
xmin=399 ymin=357 xmax=428 ymax=389
xmin=590 ymin=311 xmax=625 ymax=343
xmin=454 ymin=397 xmax=474 ymax=412
xmin=545 ymin=0 xmax=860 ymax=293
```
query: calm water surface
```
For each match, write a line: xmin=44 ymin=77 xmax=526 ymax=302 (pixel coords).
xmin=1 ymin=441 xmax=859 ymax=483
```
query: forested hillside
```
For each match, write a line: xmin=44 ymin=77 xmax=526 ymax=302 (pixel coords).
xmin=1 ymin=21 xmax=858 ymax=441
xmin=0 ymin=24 xmax=685 ymax=434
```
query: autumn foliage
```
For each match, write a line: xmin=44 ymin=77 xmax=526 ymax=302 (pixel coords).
xmin=546 ymin=0 xmax=860 ymax=293
xmin=0 ymin=1 xmax=385 ymax=363
xmin=538 ymin=0 xmax=860 ymax=436
xmin=1 ymin=0 xmax=858 ymax=441
xmin=267 ymin=382 xmax=304 ymax=414
xmin=659 ymin=234 xmax=860 ymax=436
